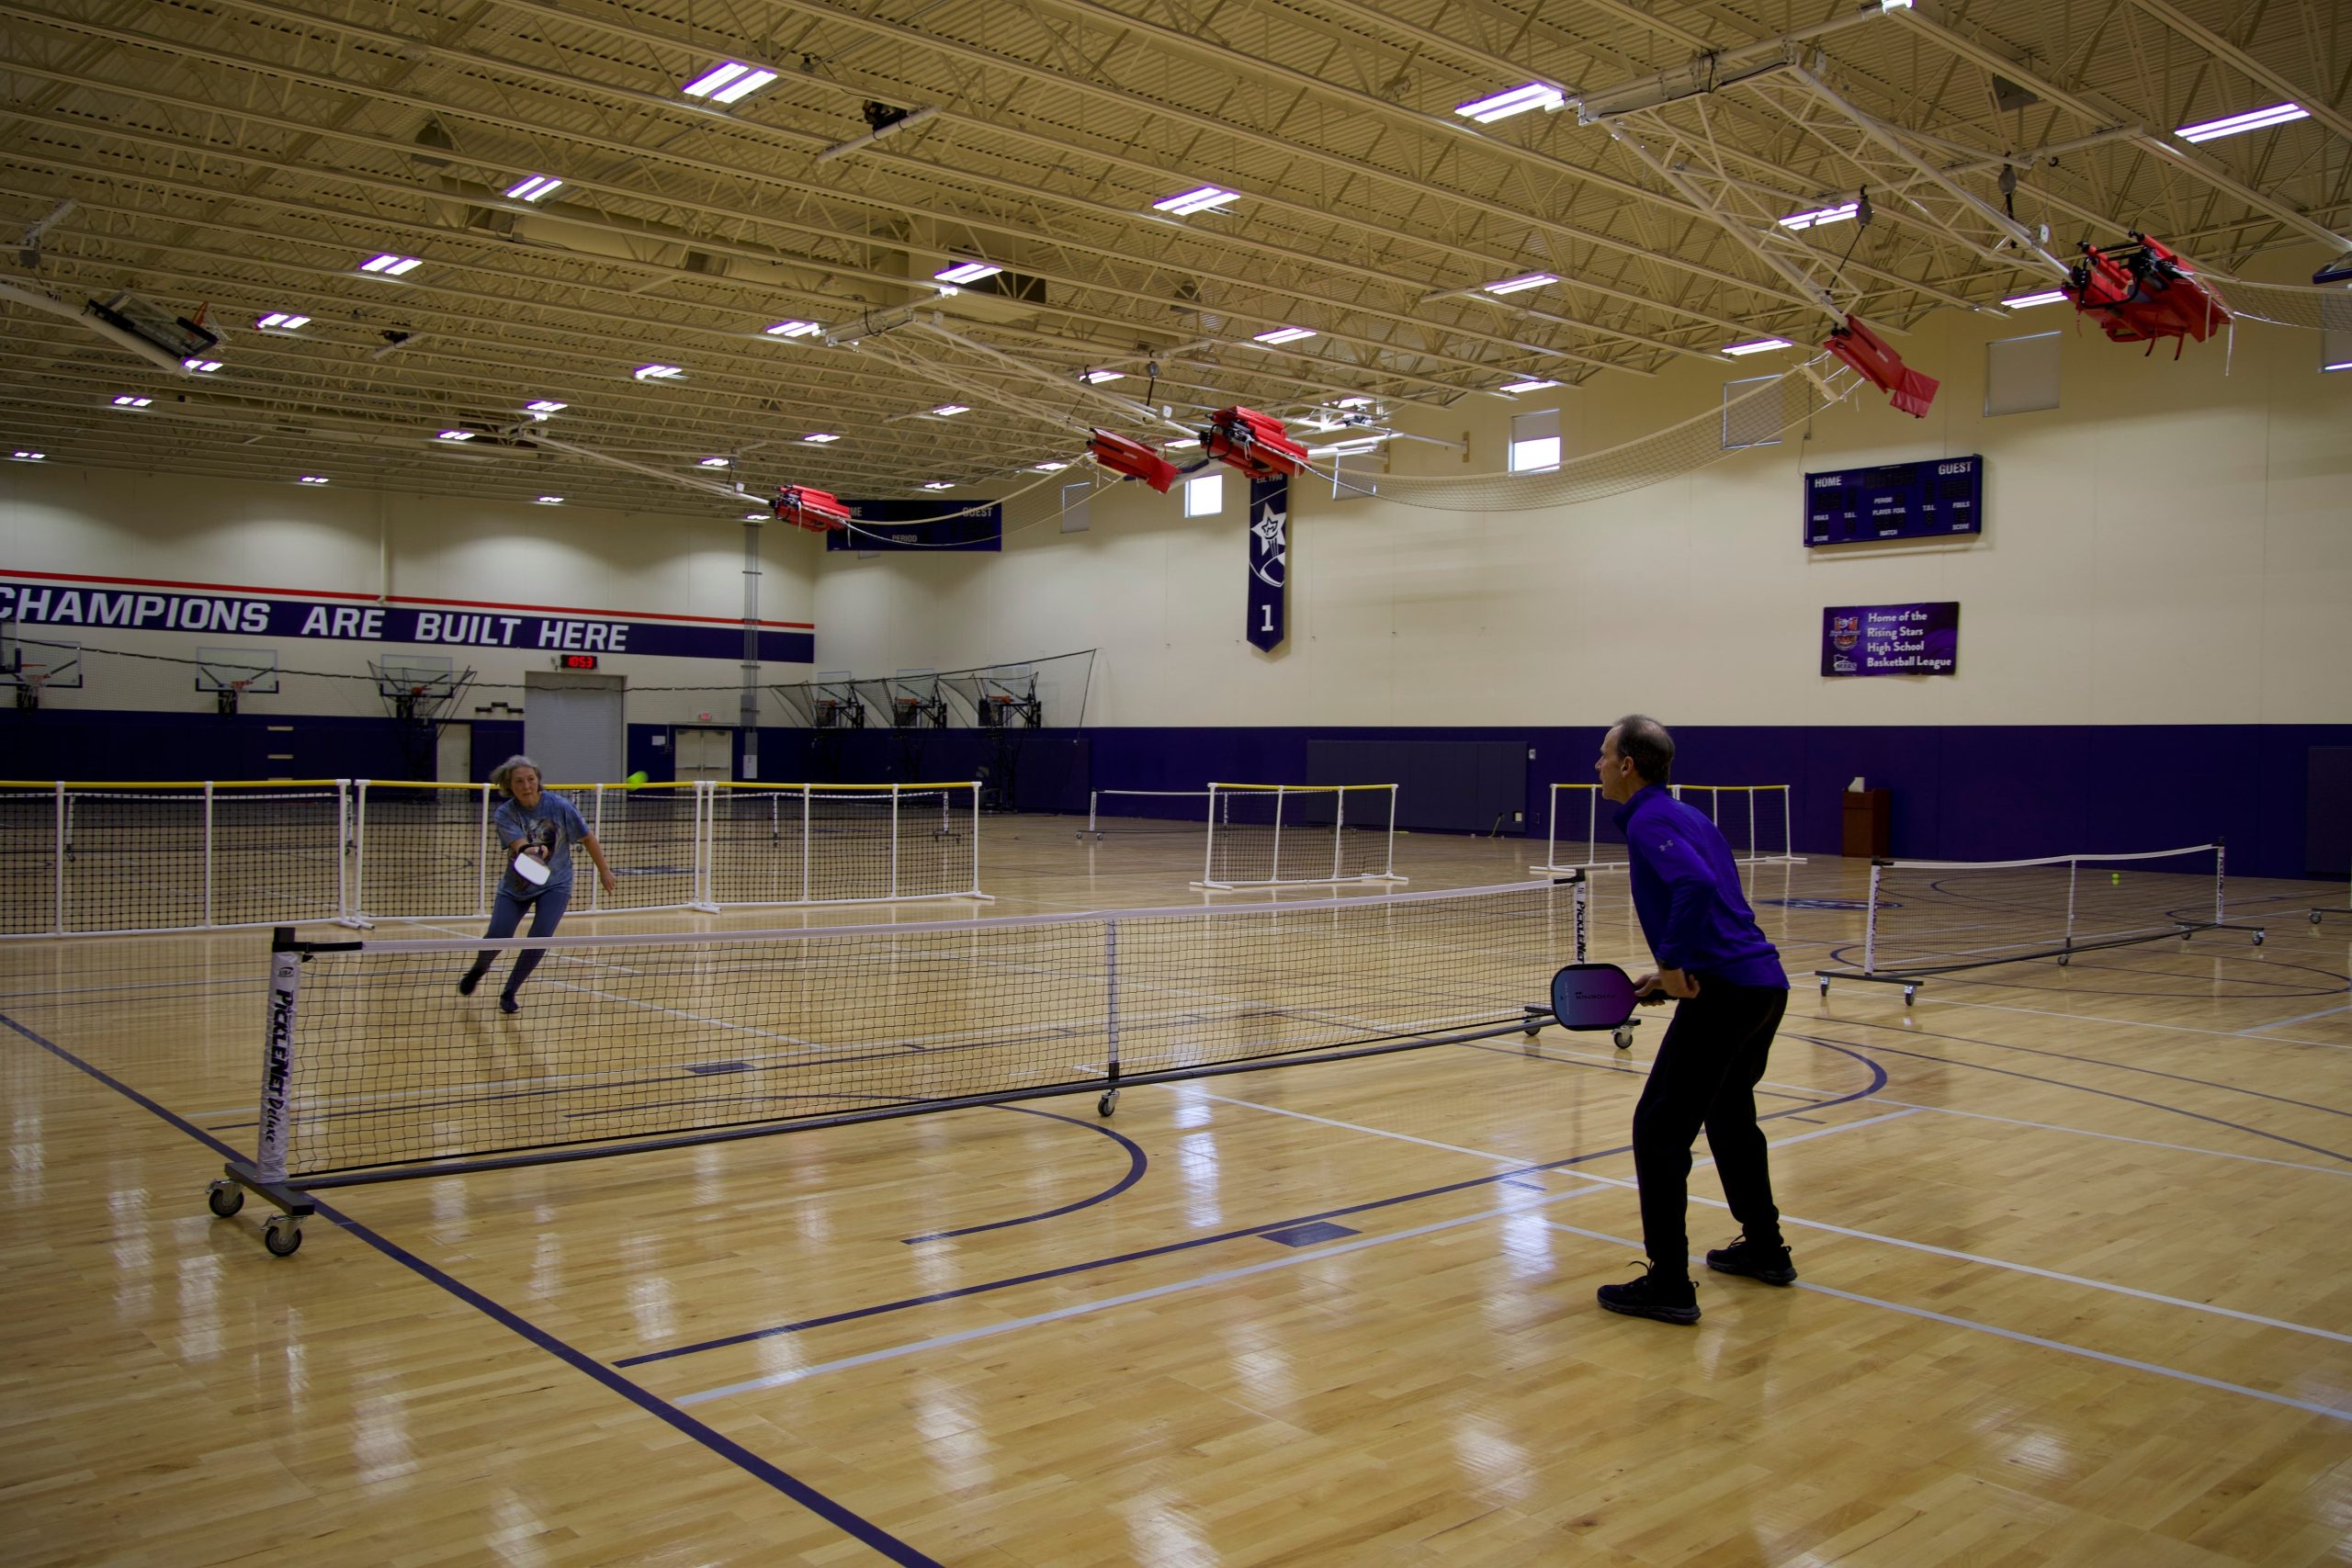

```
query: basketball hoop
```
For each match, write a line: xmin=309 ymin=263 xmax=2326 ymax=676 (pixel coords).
xmin=14 ymin=663 xmax=46 ymax=712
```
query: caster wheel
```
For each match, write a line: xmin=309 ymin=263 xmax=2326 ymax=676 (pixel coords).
xmin=1097 ymin=1089 xmax=1118 ymax=1118
xmin=1817 ymin=978 xmax=1829 ymax=998
xmin=263 ymin=1216 xmax=302 ymax=1258
xmin=2058 ymin=954 xmax=2069 ymax=967
xmin=1612 ymin=1026 xmax=1634 ymax=1051
xmin=2312 ymin=911 xmax=2324 ymax=926
xmin=2253 ymin=932 xmax=2265 ymax=946
xmin=1902 ymin=987 xmax=1917 ymax=1008
xmin=207 ymin=1179 xmax=244 ymax=1218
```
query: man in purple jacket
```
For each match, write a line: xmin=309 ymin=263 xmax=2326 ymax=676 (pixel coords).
xmin=1592 ymin=715 xmax=1796 ymax=1325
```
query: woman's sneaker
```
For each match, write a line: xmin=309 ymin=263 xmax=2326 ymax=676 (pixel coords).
xmin=1596 ymin=1262 xmax=1701 ymax=1324
xmin=1704 ymin=1234 xmax=1797 ymax=1285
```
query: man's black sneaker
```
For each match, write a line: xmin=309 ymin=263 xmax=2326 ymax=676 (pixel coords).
xmin=1705 ymin=1234 xmax=1797 ymax=1286
xmin=1596 ymin=1262 xmax=1701 ymax=1325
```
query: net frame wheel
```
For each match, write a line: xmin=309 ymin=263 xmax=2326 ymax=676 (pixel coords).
xmin=207 ymin=1179 xmax=244 ymax=1218
xmin=2314 ymin=911 xmax=2325 ymax=926
xmin=1817 ymin=977 xmax=1830 ymax=998
xmin=1902 ymin=986 xmax=1917 ymax=1007
xmin=1097 ymin=1089 xmax=1118 ymax=1118
xmin=1612 ymin=1025 xmax=1634 ymax=1050
xmin=2252 ymin=931 xmax=2265 ymax=946
xmin=263 ymin=1215 xmax=302 ymax=1257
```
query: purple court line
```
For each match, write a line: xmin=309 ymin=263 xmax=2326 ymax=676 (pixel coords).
xmin=614 ymin=1038 xmax=1891 ymax=1368
xmin=1783 ymin=1029 xmax=2352 ymax=1163
xmin=0 ymin=1008 xmax=944 ymax=1568
xmin=900 ymin=1103 xmax=1149 ymax=1244
xmin=1817 ymin=941 xmax=2346 ymax=1001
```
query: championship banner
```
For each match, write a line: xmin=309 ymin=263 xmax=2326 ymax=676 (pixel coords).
xmin=1247 ymin=476 xmax=1287 ymax=652
xmin=1822 ymin=601 xmax=1959 ymax=676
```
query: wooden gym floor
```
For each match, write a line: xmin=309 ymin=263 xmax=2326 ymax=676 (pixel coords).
xmin=3 ymin=819 xmax=2348 ymax=1566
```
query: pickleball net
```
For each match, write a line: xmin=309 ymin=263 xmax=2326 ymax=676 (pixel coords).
xmin=228 ymin=876 xmax=1583 ymax=1204
xmin=1815 ymin=842 xmax=2265 ymax=998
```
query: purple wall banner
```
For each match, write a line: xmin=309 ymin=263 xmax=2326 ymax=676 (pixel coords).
xmin=0 ymin=570 xmax=814 ymax=663
xmin=1822 ymin=601 xmax=1959 ymax=677
xmin=1247 ymin=476 xmax=1287 ymax=652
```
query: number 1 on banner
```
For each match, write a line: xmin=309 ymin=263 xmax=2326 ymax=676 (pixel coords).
xmin=1260 ymin=604 xmax=1272 ymax=633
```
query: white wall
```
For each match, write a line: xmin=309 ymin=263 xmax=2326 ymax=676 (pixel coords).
xmin=818 ymin=249 xmax=2351 ymax=728
xmin=0 ymin=468 xmax=820 ymax=725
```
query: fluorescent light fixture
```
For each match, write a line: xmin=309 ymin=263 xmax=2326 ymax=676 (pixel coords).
xmin=1253 ymin=326 xmax=1316 ymax=344
xmin=536 ymin=495 xmax=564 ymax=504
xmin=1878 ymin=0 xmax=1913 ymax=10
xmin=1153 ymin=186 xmax=1240 ymax=216
xmin=1722 ymin=338 xmax=1792 ymax=356
xmin=922 ymin=481 xmax=954 ymax=490
xmin=634 ymin=364 xmax=684 ymax=380
xmin=182 ymin=358 xmax=222 ymax=373
xmin=802 ymin=432 xmax=840 ymax=443
xmin=111 ymin=394 xmax=151 ymax=407
xmin=2175 ymin=103 xmax=2309 ymax=143
xmin=1032 ymin=461 xmax=1068 ymax=472
xmin=697 ymin=457 xmax=730 ymax=468
xmin=298 ymin=475 xmax=330 ymax=485
xmin=1500 ymin=378 xmax=1561 ymax=393
xmin=1166 ymin=437 xmax=1201 ymax=449
xmin=255 ymin=312 xmax=310 ymax=331
xmin=1454 ymin=84 xmax=1566 ymax=123
xmin=2001 ymin=289 xmax=2069 ymax=310
xmin=1778 ymin=203 xmax=1858 ymax=231
xmin=682 ymin=62 xmax=778 ymax=104
xmin=525 ymin=400 xmax=567 ymax=414
xmin=1485 ymin=273 xmax=1558 ymax=295
xmin=1082 ymin=369 xmax=1125 ymax=383
xmin=935 ymin=260 xmax=1001 ymax=286
xmin=932 ymin=403 xmax=970 ymax=416
xmin=505 ymin=175 xmax=563 ymax=202
xmin=742 ymin=512 xmax=767 ymax=522
xmin=12 ymin=450 xmax=46 ymax=460
xmin=764 ymin=320 xmax=822 ymax=337
xmin=436 ymin=429 xmax=475 ymax=442
xmin=359 ymin=253 xmax=424 ymax=276
xmin=1334 ymin=396 xmax=1374 ymax=409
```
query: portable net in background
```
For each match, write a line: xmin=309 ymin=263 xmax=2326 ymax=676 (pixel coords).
xmin=1815 ymin=842 xmax=2266 ymax=1000
xmin=1197 ymin=784 xmax=1406 ymax=889
xmin=570 ymin=782 xmax=703 ymax=912
xmin=1532 ymin=782 xmax=1792 ymax=874
xmin=233 ymin=877 xmax=1577 ymax=1193
xmin=1083 ymin=789 xmax=1221 ymax=839
xmin=0 ymin=780 xmax=346 ymax=936
xmin=350 ymin=781 xmax=494 ymax=922
xmin=705 ymin=783 xmax=985 ymax=907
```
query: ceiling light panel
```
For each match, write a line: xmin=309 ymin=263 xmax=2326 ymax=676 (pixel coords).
xmin=935 ymin=261 xmax=1001 ymax=286
xmin=2175 ymin=103 xmax=2309 ymax=143
xmin=359 ymin=254 xmax=424 ymax=275
xmin=1153 ymin=186 xmax=1240 ymax=216
xmin=683 ymin=62 xmax=779 ymax=104
xmin=1253 ymin=326 xmax=1316 ymax=344
xmin=1453 ymin=84 xmax=1565 ymax=123
xmin=1485 ymin=273 xmax=1558 ymax=295
xmin=1722 ymin=338 xmax=1792 ymax=356
xmin=505 ymin=175 xmax=563 ymax=201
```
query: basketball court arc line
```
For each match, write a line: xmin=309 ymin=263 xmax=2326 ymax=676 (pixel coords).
xmin=672 ymin=1180 xmax=1625 ymax=1406
xmin=614 ymin=1059 xmax=1892 ymax=1369
xmin=2237 ymin=1002 xmax=2351 ymax=1036
xmin=0 ymin=1008 xmax=941 ymax=1568
xmin=1543 ymin=1220 xmax=2352 ymax=1427
xmin=1214 ymin=1078 xmax=2352 ymax=1345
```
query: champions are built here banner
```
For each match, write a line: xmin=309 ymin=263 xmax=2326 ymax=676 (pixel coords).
xmin=0 ymin=570 xmax=815 ymax=663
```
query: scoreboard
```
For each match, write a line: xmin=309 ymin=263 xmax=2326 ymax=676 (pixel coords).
xmin=1805 ymin=455 xmax=1982 ymax=546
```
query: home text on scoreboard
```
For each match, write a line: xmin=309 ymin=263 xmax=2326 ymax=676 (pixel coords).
xmin=1805 ymin=455 xmax=1983 ymax=547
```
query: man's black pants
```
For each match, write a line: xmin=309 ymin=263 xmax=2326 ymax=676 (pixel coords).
xmin=1631 ymin=979 xmax=1790 ymax=1276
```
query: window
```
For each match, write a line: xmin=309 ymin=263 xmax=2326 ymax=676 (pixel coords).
xmin=1721 ymin=375 xmax=1782 ymax=449
xmin=1060 ymin=481 xmax=1092 ymax=533
xmin=1510 ymin=409 xmax=1560 ymax=472
xmin=1184 ymin=472 xmax=1224 ymax=517
xmin=1985 ymin=332 xmax=2061 ymax=415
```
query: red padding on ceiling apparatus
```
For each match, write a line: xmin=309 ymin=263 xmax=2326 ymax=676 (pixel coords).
xmin=2063 ymin=232 xmax=2230 ymax=356
xmin=771 ymin=484 xmax=851 ymax=533
xmin=1822 ymin=315 xmax=1939 ymax=418
xmin=1202 ymin=406 xmax=1310 ymax=479
xmin=1087 ymin=429 xmax=1181 ymax=492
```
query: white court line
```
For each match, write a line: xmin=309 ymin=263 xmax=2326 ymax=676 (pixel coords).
xmin=674 ymin=1179 xmax=1622 ymax=1404
xmin=1877 ymin=1099 xmax=2352 ymax=1177
xmin=2237 ymin=1003 xmax=2350 ymax=1037
xmin=1843 ymin=990 xmax=2352 ymax=1053
xmin=1544 ymin=1217 xmax=2352 ymax=1427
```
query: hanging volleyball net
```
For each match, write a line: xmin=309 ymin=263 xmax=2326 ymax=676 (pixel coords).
xmin=1195 ymin=784 xmax=1406 ymax=889
xmin=1815 ymin=843 xmax=2267 ymax=1003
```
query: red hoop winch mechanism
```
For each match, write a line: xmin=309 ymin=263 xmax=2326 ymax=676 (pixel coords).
xmin=1200 ymin=406 xmax=1309 ymax=479
xmin=1086 ymin=429 xmax=1181 ymax=492
xmin=771 ymin=484 xmax=851 ymax=533
xmin=2063 ymin=232 xmax=2230 ymax=355
xmin=1822 ymin=314 xmax=1939 ymax=419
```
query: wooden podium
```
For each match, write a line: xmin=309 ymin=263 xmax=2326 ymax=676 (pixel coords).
xmin=1841 ymin=789 xmax=1891 ymax=857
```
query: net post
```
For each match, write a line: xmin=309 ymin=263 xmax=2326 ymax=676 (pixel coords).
xmin=1088 ymin=790 xmax=1100 ymax=836
xmin=1383 ymin=785 xmax=1398 ymax=880
xmin=255 ymin=926 xmax=302 ymax=1186
xmin=202 ymin=779 xmax=217 ymax=929
xmin=799 ymin=784 xmax=811 ymax=904
xmin=51 ymin=780 xmax=64 ymax=934
xmin=1782 ymin=786 xmax=1792 ymax=863
xmin=349 ymin=779 xmax=367 ymax=921
xmin=1544 ymin=783 xmax=1558 ymax=871
xmin=1331 ymin=785 xmax=1347 ymax=882
xmin=1863 ymin=859 xmax=1884 ymax=974
xmin=1271 ymin=786 xmax=1286 ymax=884
xmin=1586 ymin=784 xmax=1598 ymax=870
xmin=889 ymin=785 xmax=903 ymax=900
xmin=1203 ymin=785 xmax=1220 ymax=886
xmin=2214 ymin=839 xmax=2226 ymax=925
xmin=587 ymin=784 xmax=606 ymax=913
xmin=1102 ymin=919 xmax=1121 ymax=1098
xmin=476 ymin=783 xmax=492 ymax=918
xmin=1571 ymin=867 xmax=1589 ymax=963
xmin=967 ymin=781 xmax=981 ymax=897
xmin=2064 ymin=857 xmax=2079 ymax=958
xmin=336 ymin=779 xmax=361 ymax=928
xmin=1747 ymin=791 xmax=1758 ymax=866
